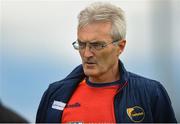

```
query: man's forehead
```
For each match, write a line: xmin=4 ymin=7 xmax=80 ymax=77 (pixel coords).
xmin=77 ymin=22 xmax=112 ymax=42
xmin=78 ymin=22 xmax=112 ymax=32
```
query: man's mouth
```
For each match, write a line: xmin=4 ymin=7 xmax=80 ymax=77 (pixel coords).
xmin=84 ymin=61 xmax=97 ymax=67
xmin=85 ymin=62 xmax=96 ymax=64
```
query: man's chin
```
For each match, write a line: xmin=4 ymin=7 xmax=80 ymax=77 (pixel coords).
xmin=83 ymin=69 xmax=97 ymax=77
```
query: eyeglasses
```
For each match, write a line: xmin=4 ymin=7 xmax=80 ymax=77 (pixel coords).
xmin=72 ymin=39 xmax=119 ymax=51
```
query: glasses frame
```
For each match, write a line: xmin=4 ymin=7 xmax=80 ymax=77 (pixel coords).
xmin=72 ymin=39 xmax=119 ymax=51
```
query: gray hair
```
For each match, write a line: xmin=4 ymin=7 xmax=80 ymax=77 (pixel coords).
xmin=78 ymin=2 xmax=126 ymax=40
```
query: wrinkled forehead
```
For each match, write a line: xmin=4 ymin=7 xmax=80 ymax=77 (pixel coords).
xmin=77 ymin=22 xmax=112 ymax=42
xmin=78 ymin=21 xmax=112 ymax=32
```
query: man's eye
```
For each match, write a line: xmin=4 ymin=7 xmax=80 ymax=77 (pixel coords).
xmin=91 ymin=43 xmax=100 ymax=46
xmin=91 ymin=43 xmax=104 ymax=49
xmin=78 ymin=42 xmax=86 ymax=46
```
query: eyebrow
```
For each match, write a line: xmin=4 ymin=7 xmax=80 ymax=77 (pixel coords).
xmin=77 ymin=39 xmax=106 ymax=44
xmin=89 ymin=41 xmax=105 ymax=44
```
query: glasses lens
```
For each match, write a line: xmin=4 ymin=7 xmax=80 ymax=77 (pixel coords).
xmin=89 ymin=42 xmax=104 ymax=50
xmin=72 ymin=40 xmax=118 ymax=51
xmin=72 ymin=41 xmax=79 ymax=50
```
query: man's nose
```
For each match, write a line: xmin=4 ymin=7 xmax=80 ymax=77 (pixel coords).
xmin=83 ymin=45 xmax=93 ymax=57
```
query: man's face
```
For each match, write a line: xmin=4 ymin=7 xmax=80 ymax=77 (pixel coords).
xmin=78 ymin=22 xmax=125 ymax=78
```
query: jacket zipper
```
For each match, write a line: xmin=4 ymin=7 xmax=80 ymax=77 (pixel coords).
xmin=114 ymin=81 xmax=128 ymax=123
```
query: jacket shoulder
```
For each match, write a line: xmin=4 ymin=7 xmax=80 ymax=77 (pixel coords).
xmin=128 ymin=72 xmax=162 ymax=89
xmin=48 ymin=64 xmax=85 ymax=91
xmin=36 ymin=65 xmax=85 ymax=122
xmin=127 ymin=72 xmax=166 ymax=100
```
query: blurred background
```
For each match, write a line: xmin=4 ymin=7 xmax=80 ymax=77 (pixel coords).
xmin=0 ymin=0 xmax=180 ymax=122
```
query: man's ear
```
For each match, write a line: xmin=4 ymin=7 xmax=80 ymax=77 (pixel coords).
xmin=117 ymin=39 xmax=126 ymax=54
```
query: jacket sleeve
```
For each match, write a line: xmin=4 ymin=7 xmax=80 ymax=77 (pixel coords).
xmin=36 ymin=89 xmax=49 ymax=123
xmin=152 ymin=83 xmax=177 ymax=122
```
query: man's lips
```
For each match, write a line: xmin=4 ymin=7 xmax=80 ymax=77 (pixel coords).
xmin=84 ymin=60 xmax=97 ymax=64
xmin=85 ymin=62 xmax=96 ymax=64
xmin=84 ymin=62 xmax=97 ymax=67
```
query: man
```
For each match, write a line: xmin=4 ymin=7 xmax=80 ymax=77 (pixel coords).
xmin=36 ymin=2 xmax=177 ymax=123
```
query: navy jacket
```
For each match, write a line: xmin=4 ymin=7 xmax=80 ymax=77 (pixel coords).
xmin=36 ymin=61 xmax=177 ymax=123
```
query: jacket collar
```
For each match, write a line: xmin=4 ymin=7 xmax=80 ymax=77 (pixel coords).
xmin=64 ymin=59 xmax=128 ymax=84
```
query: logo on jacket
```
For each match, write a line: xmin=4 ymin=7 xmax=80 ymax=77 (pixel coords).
xmin=127 ymin=106 xmax=145 ymax=122
xmin=66 ymin=102 xmax=81 ymax=108
xmin=52 ymin=100 xmax=66 ymax=111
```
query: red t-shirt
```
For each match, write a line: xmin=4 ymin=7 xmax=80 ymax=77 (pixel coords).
xmin=62 ymin=79 xmax=120 ymax=123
